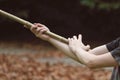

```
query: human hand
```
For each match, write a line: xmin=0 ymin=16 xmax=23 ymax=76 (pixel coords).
xmin=68 ymin=34 xmax=90 ymax=53
xmin=28 ymin=23 xmax=50 ymax=41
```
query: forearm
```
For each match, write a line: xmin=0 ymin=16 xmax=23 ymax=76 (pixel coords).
xmin=74 ymin=48 xmax=118 ymax=68
xmin=81 ymin=45 xmax=108 ymax=64
xmin=74 ymin=48 xmax=97 ymax=66
xmin=88 ymin=45 xmax=109 ymax=55
xmin=48 ymin=38 xmax=81 ymax=62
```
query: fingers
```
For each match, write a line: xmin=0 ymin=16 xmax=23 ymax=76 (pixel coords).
xmin=30 ymin=23 xmax=49 ymax=34
xmin=73 ymin=36 xmax=77 ymax=40
xmin=34 ymin=23 xmax=45 ymax=27
xmin=69 ymin=35 xmax=79 ymax=40
xmin=30 ymin=25 xmax=37 ymax=33
xmin=68 ymin=38 xmax=73 ymax=43
xmin=68 ymin=35 xmax=78 ymax=43
xmin=68 ymin=36 xmax=78 ymax=49
xmin=68 ymin=34 xmax=90 ymax=51
xmin=84 ymin=45 xmax=90 ymax=51
xmin=68 ymin=38 xmax=74 ymax=46
xmin=39 ymin=28 xmax=48 ymax=34
xmin=78 ymin=34 xmax=82 ymax=42
xmin=70 ymin=34 xmax=82 ymax=40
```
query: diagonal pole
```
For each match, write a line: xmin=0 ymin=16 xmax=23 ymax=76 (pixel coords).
xmin=0 ymin=9 xmax=68 ymax=44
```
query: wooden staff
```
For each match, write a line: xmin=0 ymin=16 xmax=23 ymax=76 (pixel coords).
xmin=0 ymin=9 xmax=68 ymax=44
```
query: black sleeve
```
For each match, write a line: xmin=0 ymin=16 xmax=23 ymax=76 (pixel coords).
xmin=106 ymin=37 xmax=120 ymax=51
xmin=106 ymin=37 xmax=120 ymax=65
xmin=110 ymin=47 xmax=120 ymax=65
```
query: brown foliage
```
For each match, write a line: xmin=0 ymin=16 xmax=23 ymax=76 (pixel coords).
xmin=0 ymin=53 xmax=111 ymax=80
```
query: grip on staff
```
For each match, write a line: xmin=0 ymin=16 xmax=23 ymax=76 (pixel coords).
xmin=0 ymin=9 xmax=68 ymax=44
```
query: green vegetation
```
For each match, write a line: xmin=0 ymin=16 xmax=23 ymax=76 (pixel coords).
xmin=80 ymin=0 xmax=120 ymax=10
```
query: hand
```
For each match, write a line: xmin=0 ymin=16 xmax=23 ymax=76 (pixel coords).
xmin=68 ymin=34 xmax=90 ymax=53
xmin=29 ymin=23 xmax=50 ymax=41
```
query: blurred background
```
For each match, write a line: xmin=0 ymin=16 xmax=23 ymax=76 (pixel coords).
xmin=0 ymin=0 xmax=120 ymax=43
xmin=0 ymin=0 xmax=120 ymax=80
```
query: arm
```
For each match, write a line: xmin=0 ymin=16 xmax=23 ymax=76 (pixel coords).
xmin=88 ymin=37 xmax=120 ymax=55
xmin=50 ymin=39 xmax=114 ymax=68
xmin=48 ymin=35 xmax=90 ymax=62
xmin=29 ymin=23 xmax=89 ymax=63
xmin=48 ymin=38 xmax=81 ymax=62
xmin=74 ymin=48 xmax=117 ymax=68
xmin=88 ymin=45 xmax=109 ymax=55
xmin=68 ymin=35 xmax=118 ymax=69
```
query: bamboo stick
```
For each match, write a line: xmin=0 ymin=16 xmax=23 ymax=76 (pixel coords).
xmin=0 ymin=9 xmax=68 ymax=44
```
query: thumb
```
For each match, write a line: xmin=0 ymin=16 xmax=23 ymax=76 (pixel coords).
xmin=84 ymin=45 xmax=90 ymax=51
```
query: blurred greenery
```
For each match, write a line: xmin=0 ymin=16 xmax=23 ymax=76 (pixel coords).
xmin=80 ymin=0 xmax=120 ymax=10
xmin=80 ymin=0 xmax=95 ymax=8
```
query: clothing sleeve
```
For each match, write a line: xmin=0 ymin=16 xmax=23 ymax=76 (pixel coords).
xmin=111 ymin=47 xmax=120 ymax=65
xmin=106 ymin=37 xmax=120 ymax=51
xmin=106 ymin=37 xmax=120 ymax=65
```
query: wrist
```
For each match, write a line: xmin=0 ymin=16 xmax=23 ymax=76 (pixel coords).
xmin=75 ymin=47 xmax=84 ymax=53
xmin=47 ymin=37 xmax=53 ymax=42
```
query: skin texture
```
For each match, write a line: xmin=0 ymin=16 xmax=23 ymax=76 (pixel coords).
xmin=68 ymin=35 xmax=118 ymax=68
xmin=29 ymin=23 xmax=118 ymax=69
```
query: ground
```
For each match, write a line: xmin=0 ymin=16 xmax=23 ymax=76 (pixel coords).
xmin=0 ymin=41 xmax=112 ymax=80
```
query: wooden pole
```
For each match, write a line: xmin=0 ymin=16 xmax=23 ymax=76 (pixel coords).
xmin=0 ymin=9 xmax=68 ymax=44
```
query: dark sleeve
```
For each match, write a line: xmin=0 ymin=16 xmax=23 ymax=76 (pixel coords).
xmin=106 ymin=37 xmax=120 ymax=51
xmin=110 ymin=47 xmax=120 ymax=65
xmin=106 ymin=37 xmax=120 ymax=65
